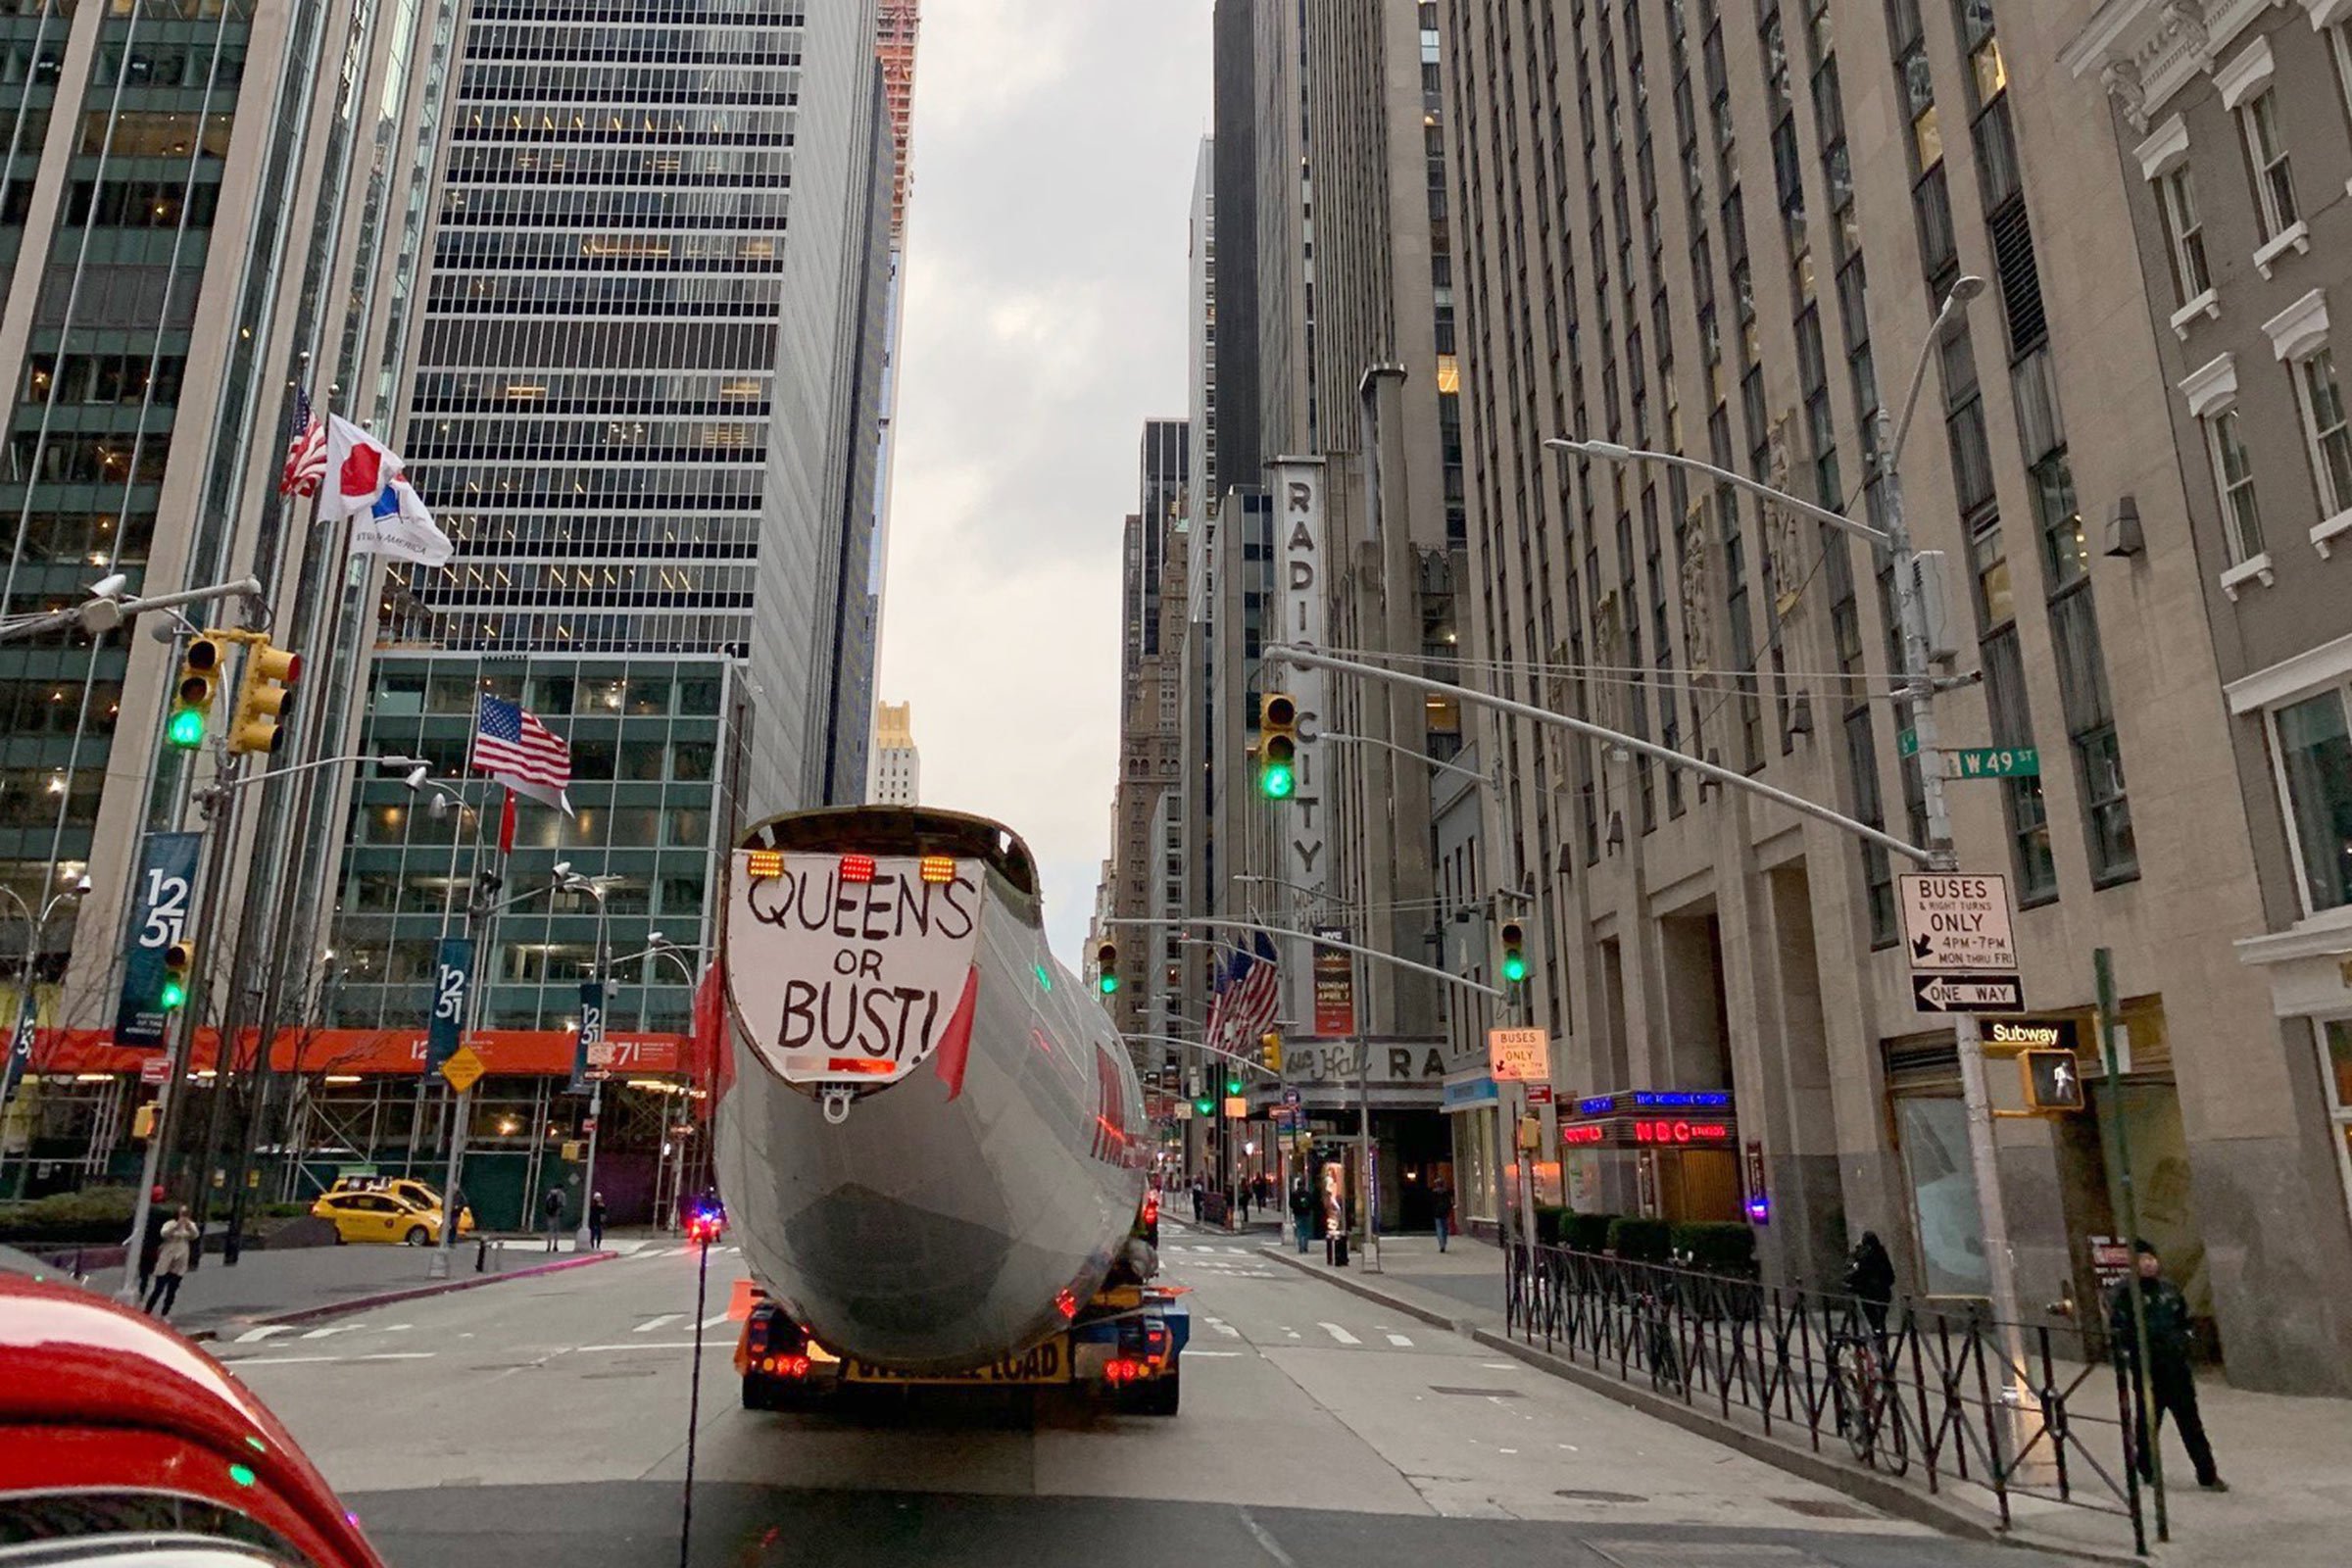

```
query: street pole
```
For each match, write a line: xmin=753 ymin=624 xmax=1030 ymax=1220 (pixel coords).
xmin=575 ymin=882 xmax=611 ymax=1251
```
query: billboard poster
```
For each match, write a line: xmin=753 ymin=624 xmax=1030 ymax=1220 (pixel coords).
xmin=1311 ymin=924 xmax=1354 ymax=1036
xmin=569 ymin=977 xmax=609 ymax=1094
xmin=112 ymin=831 xmax=202 ymax=1049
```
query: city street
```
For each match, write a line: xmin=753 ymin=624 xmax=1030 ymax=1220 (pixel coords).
xmin=213 ymin=1224 xmax=2066 ymax=1568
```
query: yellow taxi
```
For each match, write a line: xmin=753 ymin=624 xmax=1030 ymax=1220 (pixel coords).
xmin=311 ymin=1186 xmax=474 ymax=1246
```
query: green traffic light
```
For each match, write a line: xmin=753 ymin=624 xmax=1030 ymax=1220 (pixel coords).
xmin=1194 ymin=1097 xmax=1213 ymax=1115
xmin=1501 ymin=952 xmax=1529 ymax=983
xmin=1099 ymin=973 xmax=1120 ymax=995
xmin=166 ymin=706 xmax=206 ymax=749
xmin=159 ymin=977 xmax=187 ymax=1009
xmin=1260 ymin=761 xmax=1295 ymax=800
xmin=1225 ymin=1076 xmax=1242 ymax=1096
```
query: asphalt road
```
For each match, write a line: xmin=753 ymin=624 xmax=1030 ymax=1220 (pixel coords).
xmin=216 ymin=1224 xmax=2074 ymax=1568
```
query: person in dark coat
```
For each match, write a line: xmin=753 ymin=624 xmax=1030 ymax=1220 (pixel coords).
xmin=1429 ymin=1172 xmax=1455 ymax=1252
xmin=542 ymin=1186 xmax=565 ymax=1251
xmin=1843 ymin=1230 xmax=1897 ymax=1341
xmin=2110 ymin=1240 xmax=2226 ymax=1492
xmin=587 ymin=1191 xmax=607 ymax=1250
xmin=1289 ymin=1177 xmax=1315 ymax=1253
xmin=132 ymin=1185 xmax=169 ymax=1302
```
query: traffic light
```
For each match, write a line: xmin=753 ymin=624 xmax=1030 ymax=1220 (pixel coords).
xmin=166 ymin=634 xmax=224 ymax=750
xmin=1095 ymin=940 xmax=1119 ymax=995
xmin=132 ymin=1102 xmax=159 ymax=1139
xmin=227 ymin=638 xmax=303 ymax=755
xmin=160 ymin=933 xmax=194 ymax=1011
xmin=1194 ymin=1094 xmax=1214 ymax=1116
xmin=1224 ymin=1070 xmax=1243 ymax=1097
xmin=1257 ymin=692 xmax=1298 ymax=800
xmin=2020 ymin=1048 xmax=2084 ymax=1112
xmin=1260 ymin=1030 xmax=1283 ymax=1072
xmin=1498 ymin=918 xmax=1529 ymax=985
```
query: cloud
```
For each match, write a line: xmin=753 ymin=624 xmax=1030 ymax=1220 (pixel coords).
xmin=877 ymin=2 xmax=1210 ymax=964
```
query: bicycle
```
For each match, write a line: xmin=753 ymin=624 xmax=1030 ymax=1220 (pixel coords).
xmin=1828 ymin=1322 xmax=1911 ymax=1475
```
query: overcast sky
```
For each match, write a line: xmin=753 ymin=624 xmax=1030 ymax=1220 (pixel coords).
xmin=876 ymin=1 xmax=1212 ymax=964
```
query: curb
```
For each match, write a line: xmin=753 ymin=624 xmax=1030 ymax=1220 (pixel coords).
xmin=1257 ymin=1246 xmax=2142 ymax=1568
xmin=184 ymin=1250 xmax=616 ymax=1343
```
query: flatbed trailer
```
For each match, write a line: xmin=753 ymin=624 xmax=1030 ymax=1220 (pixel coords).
xmin=735 ymin=1279 xmax=1191 ymax=1415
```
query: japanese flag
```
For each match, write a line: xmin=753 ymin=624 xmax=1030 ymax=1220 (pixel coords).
xmin=319 ymin=414 xmax=406 ymax=521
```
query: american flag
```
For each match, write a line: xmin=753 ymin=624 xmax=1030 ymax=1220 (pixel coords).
xmin=278 ymin=386 xmax=326 ymax=497
xmin=468 ymin=694 xmax=572 ymax=814
xmin=1203 ymin=931 xmax=1280 ymax=1056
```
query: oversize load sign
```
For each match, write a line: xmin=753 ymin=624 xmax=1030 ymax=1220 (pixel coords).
xmin=1488 ymin=1026 xmax=1548 ymax=1083
xmin=1897 ymin=873 xmax=2017 ymax=972
xmin=728 ymin=851 xmax=982 ymax=1085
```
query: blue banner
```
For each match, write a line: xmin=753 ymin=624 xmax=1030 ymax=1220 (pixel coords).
xmin=569 ymin=978 xmax=607 ymax=1094
xmin=112 ymin=831 xmax=203 ymax=1048
xmin=426 ymin=937 xmax=474 ymax=1070
xmin=1 ymin=987 xmax=35 ymax=1111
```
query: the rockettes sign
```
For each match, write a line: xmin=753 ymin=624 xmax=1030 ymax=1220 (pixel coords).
xmin=1270 ymin=457 xmax=1327 ymax=1034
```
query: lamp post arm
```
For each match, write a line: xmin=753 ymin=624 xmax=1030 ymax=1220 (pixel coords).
xmin=1544 ymin=437 xmax=1888 ymax=548
xmin=1264 ymin=643 xmax=1935 ymax=867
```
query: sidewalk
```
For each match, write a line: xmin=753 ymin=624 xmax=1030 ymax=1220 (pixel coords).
xmin=73 ymin=1236 xmax=614 ymax=1340
xmin=1267 ymin=1233 xmax=2350 ymax=1568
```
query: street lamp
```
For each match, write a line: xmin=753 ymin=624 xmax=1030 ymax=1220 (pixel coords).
xmin=560 ymin=867 xmax=621 ymax=1252
xmin=0 ymin=875 xmax=86 ymax=1195
xmin=1543 ymin=275 xmax=2028 ymax=1356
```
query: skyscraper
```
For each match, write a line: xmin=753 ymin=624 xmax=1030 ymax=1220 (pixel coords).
xmin=870 ymin=700 xmax=919 ymax=805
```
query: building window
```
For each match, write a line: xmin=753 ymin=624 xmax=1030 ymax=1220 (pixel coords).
xmin=2273 ymin=686 xmax=2352 ymax=913
xmin=2328 ymin=21 xmax=2352 ymax=124
xmin=2156 ymin=166 xmax=2210 ymax=305
xmin=2204 ymin=406 xmax=2266 ymax=564
xmin=2238 ymin=89 xmax=2299 ymax=241
xmin=2295 ymin=348 xmax=2352 ymax=518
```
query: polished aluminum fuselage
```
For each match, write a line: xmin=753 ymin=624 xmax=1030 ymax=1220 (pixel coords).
xmin=716 ymin=821 xmax=1146 ymax=1373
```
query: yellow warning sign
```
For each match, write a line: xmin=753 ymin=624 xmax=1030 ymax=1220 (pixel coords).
xmin=440 ymin=1044 xmax=485 ymax=1093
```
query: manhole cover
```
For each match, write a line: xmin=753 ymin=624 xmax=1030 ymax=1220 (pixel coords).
xmin=1553 ymin=1489 xmax=1647 ymax=1503
xmin=1771 ymin=1496 xmax=1878 ymax=1520
xmin=1428 ymin=1386 xmax=1523 ymax=1397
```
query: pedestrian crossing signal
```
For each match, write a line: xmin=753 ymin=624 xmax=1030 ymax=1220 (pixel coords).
xmin=2020 ymin=1048 xmax=2084 ymax=1112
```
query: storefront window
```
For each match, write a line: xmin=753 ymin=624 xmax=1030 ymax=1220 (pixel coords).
xmin=2276 ymin=689 xmax=2352 ymax=912
xmin=1895 ymin=1097 xmax=1989 ymax=1297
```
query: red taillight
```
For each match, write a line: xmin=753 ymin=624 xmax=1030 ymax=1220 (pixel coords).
xmin=823 ymin=1057 xmax=896 ymax=1075
xmin=1054 ymin=1289 xmax=1078 ymax=1320
xmin=1104 ymin=1358 xmax=1149 ymax=1384
xmin=1143 ymin=1192 xmax=1161 ymax=1224
xmin=777 ymin=1354 xmax=812 ymax=1378
xmin=840 ymin=854 xmax=876 ymax=884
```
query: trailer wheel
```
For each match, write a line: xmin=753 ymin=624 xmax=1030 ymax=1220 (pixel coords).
xmin=1130 ymin=1365 xmax=1180 ymax=1416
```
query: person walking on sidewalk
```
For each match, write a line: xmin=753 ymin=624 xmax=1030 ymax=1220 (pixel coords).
xmin=143 ymin=1205 xmax=198 ymax=1318
xmin=1189 ymin=1174 xmax=1204 ymax=1224
xmin=1237 ymin=1180 xmax=1252 ymax=1226
xmin=130 ymin=1185 xmax=169 ymax=1303
xmin=587 ymin=1191 xmax=607 ymax=1250
xmin=542 ymin=1187 xmax=565 ymax=1251
xmin=2111 ymin=1240 xmax=2227 ymax=1493
xmin=1429 ymin=1171 xmax=1454 ymax=1252
xmin=1289 ymin=1177 xmax=1314 ymax=1253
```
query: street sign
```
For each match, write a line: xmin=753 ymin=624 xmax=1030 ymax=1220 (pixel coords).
xmin=1174 ymin=1100 xmax=1195 ymax=1120
xmin=1488 ymin=1026 xmax=1548 ymax=1082
xmin=1911 ymin=973 xmax=2027 ymax=1012
xmin=1222 ymin=1095 xmax=1248 ymax=1118
xmin=1984 ymin=1017 xmax=2081 ymax=1054
xmin=1897 ymin=873 xmax=2017 ymax=972
xmin=1525 ymin=1083 xmax=1555 ymax=1105
xmin=1897 ymin=727 xmax=1920 ymax=759
xmin=440 ymin=1044 xmax=485 ymax=1092
xmin=139 ymin=1055 xmax=172 ymax=1086
xmin=2020 ymin=1048 xmax=2085 ymax=1111
xmin=1948 ymin=746 xmax=2040 ymax=779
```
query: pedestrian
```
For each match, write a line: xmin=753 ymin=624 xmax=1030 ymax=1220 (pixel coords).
xmin=1237 ymin=1180 xmax=1252 ymax=1226
xmin=2111 ymin=1240 xmax=2227 ymax=1492
xmin=1189 ymin=1174 xmax=1204 ymax=1224
xmin=1844 ymin=1230 xmax=1896 ymax=1343
xmin=588 ymin=1191 xmax=607 ymax=1250
xmin=131 ymin=1185 xmax=168 ymax=1303
xmin=1289 ymin=1177 xmax=1314 ymax=1253
xmin=1429 ymin=1170 xmax=1454 ymax=1253
xmin=143 ymin=1204 xmax=198 ymax=1318
xmin=542 ymin=1186 xmax=564 ymax=1251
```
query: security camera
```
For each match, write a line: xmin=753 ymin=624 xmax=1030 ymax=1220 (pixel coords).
xmin=74 ymin=873 xmax=92 ymax=895
xmin=87 ymin=573 xmax=127 ymax=601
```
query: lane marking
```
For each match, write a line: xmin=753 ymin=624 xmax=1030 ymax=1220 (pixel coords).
xmin=575 ymin=1342 xmax=700 ymax=1351
xmin=1186 ymin=1349 xmax=1245 ymax=1358
xmin=634 ymin=1313 xmax=682 ymax=1333
xmin=1203 ymin=1316 xmax=1241 ymax=1338
xmin=236 ymin=1351 xmax=434 ymax=1367
xmin=232 ymin=1325 xmax=293 ymax=1344
xmin=1480 ymin=1362 xmax=1517 ymax=1370
xmin=299 ymin=1323 xmax=366 ymax=1341
xmin=700 ymin=1313 xmax=731 ymax=1329
xmin=1386 ymin=1333 xmax=1414 ymax=1348
xmin=1238 ymin=1506 xmax=1298 ymax=1568
xmin=1318 ymin=1322 xmax=1360 ymax=1346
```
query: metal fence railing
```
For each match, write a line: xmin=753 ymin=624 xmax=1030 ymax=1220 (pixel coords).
xmin=1505 ymin=1243 xmax=2153 ymax=1553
